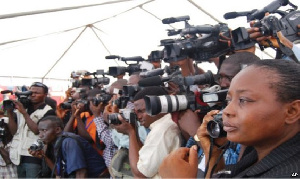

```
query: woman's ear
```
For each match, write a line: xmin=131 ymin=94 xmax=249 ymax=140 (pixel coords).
xmin=285 ymin=100 xmax=300 ymax=124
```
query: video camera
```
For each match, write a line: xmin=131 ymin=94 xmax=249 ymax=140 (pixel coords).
xmin=147 ymin=50 xmax=163 ymax=62
xmin=138 ymin=70 xmax=215 ymax=93
xmin=161 ymin=15 xmax=259 ymax=62
xmin=224 ymin=0 xmax=300 ymax=44
xmin=106 ymin=55 xmax=145 ymax=76
xmin=1 ymin=90 xmax=33 ymax=110
xmin=81 ymin=69 xmax=110 ymax=87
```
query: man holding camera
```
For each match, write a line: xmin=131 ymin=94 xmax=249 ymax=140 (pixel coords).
xmin=7 ymin=82 xmax=55 ymax=178
xmin=112 ymin=86 xmax=182 ymax=178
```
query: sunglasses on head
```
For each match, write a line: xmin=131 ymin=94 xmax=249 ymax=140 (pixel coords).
xmin=31 ymin=82 xmax=48 ymax=93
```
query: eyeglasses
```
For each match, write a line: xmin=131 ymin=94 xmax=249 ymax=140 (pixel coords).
xmin=31 ymin=82 xmax=48 ymax=93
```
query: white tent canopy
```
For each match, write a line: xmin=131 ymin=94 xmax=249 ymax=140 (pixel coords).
xmin=0 ymin=0 xmax=297 ymax=91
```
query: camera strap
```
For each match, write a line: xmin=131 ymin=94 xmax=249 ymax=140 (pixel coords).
xmin=204 ymin=137 xmax=229 ymax=178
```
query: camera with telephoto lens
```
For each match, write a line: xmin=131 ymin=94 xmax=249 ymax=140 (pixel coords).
xmin=60 ymin=97 xmax=74 ymax=110
xmin=108 ymin=109 xmax=137 ymax=125
xmin=29 ymin=139 xmax=44 ymax=151
xmin=207 ymin=111 xmax=227 ymax=138
xmin=92 ymin=93 xmax=112 ymax=106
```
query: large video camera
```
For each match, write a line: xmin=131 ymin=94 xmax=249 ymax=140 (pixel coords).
xmin=106 ymin=55 xmax=145 ymax=76
xmin=161 ymin=15 xmax=255 ymax=62
xmin=224 ymin=0 xmax=300 ymax=45
xmin=81 ymin=69 xmax=110 ymax=87
xmin=108 ymin=109 xmax=137 ymax=125
xmin=1 ymin=90 xmax=32 ymax=110
xmin=138 ymin=70 xmax=215 ymax=93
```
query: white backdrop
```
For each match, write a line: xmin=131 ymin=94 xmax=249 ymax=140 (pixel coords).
xmin=0 ymin=0 xmax=298 ymax=92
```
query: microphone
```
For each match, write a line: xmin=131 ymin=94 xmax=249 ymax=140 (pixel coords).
xmin=138 ymin=76 xmax=169 ymax=87
xmin=162 ymin=15 xmax=190 ymax=24
xmin=249 ymin=0 xmax=289 ymax=20
xmin=121 ymin=56 xmax=145 ymax=62
xmin=105 ymin=55 xmax=120 ymax=59
xmin=223 ymin=10 xmax=257 ymax=19
xmin=181 ymin=25 xmax=214 ymax=35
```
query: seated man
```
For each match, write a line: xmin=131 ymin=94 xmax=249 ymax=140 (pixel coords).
xmin=112 ymin=86 xmax=182 ymax=178
xmin=31 ymin=115 xmax=107 ymax=178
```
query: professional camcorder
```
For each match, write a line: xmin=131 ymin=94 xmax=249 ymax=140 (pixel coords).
xmin=106 ymin=55 xmax=145 ymax=76
xmin=161 ymin=15 xmax=256 ymax=62
xmin=108 ymin=109 xmax=137 ymax=125
xmin=1 ymin=90 xmax=32 ymax=110
xmin=224 ymin=0 xmax=300 ymax=60
xmin=81 ymin=69 xmax=110 ymax=87
xmin=138 ymin=70 xmax=215 ymax=90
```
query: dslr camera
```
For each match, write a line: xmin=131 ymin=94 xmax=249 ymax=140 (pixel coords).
xmin=60 ymin=97 xmax=74 ymax=110
xmin=29 ymin=139 xmax=44 ymax=151
xmin=108 ymin=109 xmax=137 ymax=125
xmin=206 ymin=111 xmax=227 ymax=138
xmin=92 ymin=93 xmax=112 ymax=106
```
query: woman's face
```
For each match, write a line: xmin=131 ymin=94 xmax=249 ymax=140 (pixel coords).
xmin=223 ymin=66 xmax=287 ymax=147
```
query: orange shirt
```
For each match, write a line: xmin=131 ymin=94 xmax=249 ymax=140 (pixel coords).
xmin=73 ymin=112 xmax=103 ymax=155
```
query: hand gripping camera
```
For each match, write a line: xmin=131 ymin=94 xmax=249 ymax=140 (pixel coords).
xmin=29 ymin=139 xmax=44 ymax=151
xmin=108 ymin=109 xmax=137 ymax=125
xmin=207 ymin=111 xmax=227 ymax=138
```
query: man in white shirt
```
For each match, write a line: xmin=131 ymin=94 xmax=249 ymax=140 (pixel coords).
xmin=112 ymin=86 xmax=182 ymax=178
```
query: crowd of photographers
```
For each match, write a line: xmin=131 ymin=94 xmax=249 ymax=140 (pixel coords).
xmin=0 ymin=0 xmax=300 ymax=178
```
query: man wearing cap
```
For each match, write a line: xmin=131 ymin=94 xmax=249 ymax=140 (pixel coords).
xmin=7 ymin=82 xmax=56 ymax=178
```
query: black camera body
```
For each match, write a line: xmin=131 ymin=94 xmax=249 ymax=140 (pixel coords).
xmin=92 ymin=93 xmax=112 ymax=106
xmin=161 ymin=21 xmax=233 ymax=62
xmin=60 ymin=98 xmax=74 ymax=110
xmin=254 ymin=11 xmax=300 ymax=43
xmin=207 ymin=112 xmax=227 ymax=138
xmin=76 ymin=99 xmax=89 ymax=112
xmin=1 ymin=90 xmax=32 ymax=110
xmin=113 ymin=96 xmax=130 ymax=109
xmin=29 ymin=139 xmax=44 ymax=151
xmin=108 ymin=109 xmax=137 ymax=125
xmin=15 ymin=91 xmax=32 ymax=109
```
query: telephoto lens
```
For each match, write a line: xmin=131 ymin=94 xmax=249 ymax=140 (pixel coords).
xmin=207 ymin=111 xmax=227 ymax=138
